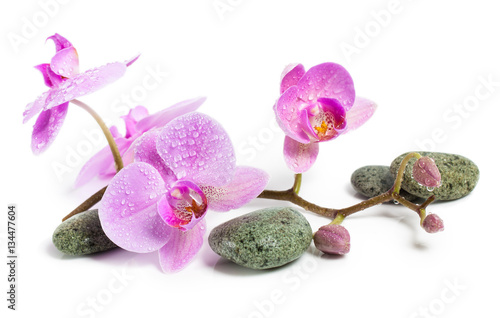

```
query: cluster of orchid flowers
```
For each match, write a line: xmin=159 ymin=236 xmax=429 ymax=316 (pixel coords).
xmin=25 ymin=34 xmax=444 ymax=273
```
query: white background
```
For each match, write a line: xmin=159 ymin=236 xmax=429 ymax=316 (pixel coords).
xmin=1 ymin=1 xmax=499 ymax=317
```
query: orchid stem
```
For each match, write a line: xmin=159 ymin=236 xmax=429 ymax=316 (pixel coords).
xmin=258 ymin=153 xmax=433 ymax=221
xmin=62 ymin=186 xmax=107 ymax=222
xmin=71 ymin=99 xmax=123 ymax=171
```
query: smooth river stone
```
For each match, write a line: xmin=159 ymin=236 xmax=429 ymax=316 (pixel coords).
xmin=351 ymin=165 xmax=418 ymax=202
xmin=390 ymin=152 xmax=479 ymax=201
xmin=53 ymin=209 xmax=117 ymax=255
xmin=209 ymin=207 xmax=312 ymax=270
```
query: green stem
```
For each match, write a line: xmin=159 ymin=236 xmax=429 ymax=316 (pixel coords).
xmin=292 ymin=174 xmax=302 ymax=194
xmin=71 ymin=99 xmax=124 ymax=171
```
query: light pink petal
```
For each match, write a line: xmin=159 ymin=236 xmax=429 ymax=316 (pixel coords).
xmin=50 ymin=46 xmax=79 ymax=78
xmin=157 ymin=112 xmax=236 ymax=187
xmin=274 ymin=86 xmax=310 ymax=144
xmin=74 ymin=137 xmax=133 ymax=187
xmin=31 ymin=102 xmax=68 ymax=154
xmin=158 ymin=219 xmax=206 ymax=272
xmin=44 ymin=62 xmax=127 ymax=110
xmin=23 ymin=91 xmax=50 ymax=124
xmin=122 ymin=106 xmax=149 ymax=138
xmin=296 ymin=62 xmax=355 ymax=111
xmin=135 ymin=97 xmax=206 ymax=133
xmin=134 ymin=129 xmax=176 ymax=184
xmin=283 ymin=136 xmax=319 ymax=173
xmin=280 ymin=63 xmax=305 ymax=94
xmin=34 ymin=64 xmax=62 ymax=88
xmin=47 ymin=33 xmax=73 ymax=52
xmin=125 ymin=54 xmax=141 ymax=67
xmin=99 ymin=162 xmax=172 ymax=253
xmin=343 ymin=97 xmax=377 ymax=134
xmin=201 ymin=166 xmax=269 ymax=212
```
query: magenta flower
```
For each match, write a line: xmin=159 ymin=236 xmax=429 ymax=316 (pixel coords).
xmin=413 ymin=156 xmax=441 ymax=188
xmin=23 ymin=33 xmax=138 ymax=154
xmin=74 ymin=97 xmax=206 ymax=187
xmin=99 ymin=112 xmax=269 ymax=272
xmin=274 ymin=63 xmax=377 ymax=173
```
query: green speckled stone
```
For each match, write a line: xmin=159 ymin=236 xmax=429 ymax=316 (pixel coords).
xmin=351 ymin=165 xmax=418 ymax=202
xmin=53 ymin=209 xmax=117 ymax=255
xmin=390 ymin=152 xmax=479 ymax=201
xmin=208 ymin=207 xmax=312 ymax=270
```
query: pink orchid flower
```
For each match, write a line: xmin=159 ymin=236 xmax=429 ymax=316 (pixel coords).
xmin=23 ymin=33 xmax=138 ymax=154
xmin=74 ymin=97 xmax=206 ymax=187
xmin=274 ymin=62 xmax=377 ymax=173
xmin=99 ymin=112 xmax=269 ymax=272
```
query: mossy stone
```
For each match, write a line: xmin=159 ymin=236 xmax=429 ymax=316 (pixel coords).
xmin=53 ymin=209 xmax=117 ymax=255
xmin=208 ymin=207 xmax=312 ymax=270
xmin=390 ymin=152 xmax=479 ymax=201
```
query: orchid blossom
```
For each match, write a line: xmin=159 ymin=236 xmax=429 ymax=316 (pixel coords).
xmin=23 ymin=33 xmax=138 ymax=154
xmin=274 ymin=62 xmax=377 ymax=173
xmin=99 ymin=112 xmax=269 ymax=272
xmin=74 ymin=97 xmax=206 ymax=187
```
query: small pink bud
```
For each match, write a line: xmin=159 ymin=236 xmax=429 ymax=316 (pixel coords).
xmin=314 ymin=224 xmax=350 ymax=255
xmin=422 ymin=214 xmax=444 ymax=233
xmin=413 ymin=156 xmax=441 ymax=188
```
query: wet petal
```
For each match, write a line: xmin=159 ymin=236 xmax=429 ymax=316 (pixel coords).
xmin=31 ymin=102 xmax=68 ymax=154
xmin=122 ymin=106 xmax=149 ymax=138
xmin=280 ymin=63 xmax=305 ymax=94
xmin=135 ymin=97 xmax=206 ymax=133
xmin=44 ymin=62 xmax=127 ymax=110
xmin=134 ymin=129 xmax=176 ymax=184
xmin=274 ymin=86 xmax=310 ymax=144
xmin=23 ymin=91 xmax=50 ymax=124
xmin=34 ymin=64 xmax=62 ymax=87
xmin=157 ymin=112 xmax=236 ymax=187
xmin=50 ymin=46 xmax=79 ymax=78
xmin=158 ymin=219 xmax=206 ymax=272
xmin=201 ymin=166 xmax=269 ymax=212
xmin=296 ymin=62 xmax=355 ymax=111
xmin=283 ymin=136 xmax=319 ymax=173
xmin=99 ymin=162 xmax=172 ymax=253
xmin=47 ymin=33 xmax=73 ymax=52
xmin=343 ymin=97 xmax=377 ymax=134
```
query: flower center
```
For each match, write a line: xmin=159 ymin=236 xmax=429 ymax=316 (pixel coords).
xmin=166 ymin=180 xmax=207 ymax=227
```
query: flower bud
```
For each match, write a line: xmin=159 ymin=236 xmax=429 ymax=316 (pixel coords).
xmin=422 ymin=214 xmax=444 ymax=233
xmin=313 ymin=224 xmax=350 ymax=255
xmin=413 ymin=156 xmax=441 ymax=188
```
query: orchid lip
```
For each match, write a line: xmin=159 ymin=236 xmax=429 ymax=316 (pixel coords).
xmin=158 ymin=179 xmax=208 ymax=231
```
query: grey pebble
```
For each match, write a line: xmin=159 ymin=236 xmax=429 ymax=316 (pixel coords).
xmin=209 ymin=207 xmax=312 ymax=270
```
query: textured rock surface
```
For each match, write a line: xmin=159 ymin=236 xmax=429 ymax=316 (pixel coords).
xmin=351 ymin=165 xmax=418 ymax=201
xmin=390 ymin=152 xmax=479 ymax=200
xmin=53 ymin=209 xmax=117 ymax=255
xmin=209 ymin=207 xmax=312 ymax=270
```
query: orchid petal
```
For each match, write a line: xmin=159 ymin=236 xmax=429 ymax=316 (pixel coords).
xmin=343 ymin=97 xmax=377 ymax=134
xmin=201 ymin=166 xmax=269 ymax=212
xmin=31 ymin=102 xmax=68 ymax=154
xmin=134 ymin=129 xmax=176 ymax=184
xmin=23 ymin=91 xmax=50 ymax=124
xmin=296 ymin=62 xmax=355 ymax=112
xmin=34 ymin=64 xmax=62 ymax=87
xmin=283 ymin=136 xmax=319 ymax=173
xmin=44 ymin=62 xmax=127 ymax=110
xmin=47 ymin=33 xmax=73 ymax=52
xmin=122 ymin=106 xmax=149 ymax=138
xmin=50 ymin=46 xmax=79 ymax=78
xmin=280 ymin=63 xmax=305 ymax=94
xmin=99 ymin=162 xmax=172 ymax=253
xmin=125 ymin=54 xmax=141 ymax=67
xmin=158 ymin=219 xmax=206 ymax=273
xmin=74 ymin=144 xmax=115 ymax=187
xmin=274 ymin=86 xmax=310 ymax=144
xmin=157 ymin=112 xmax=236 ymax=187
xmin=135 ymin=97 xmax=206 ymax=133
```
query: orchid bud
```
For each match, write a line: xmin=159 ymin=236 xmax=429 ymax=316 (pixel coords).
xmin=313 ymin=224 xmax=350 ymax=255
xmin=422 ymin=214 xmax=444 ymax=233
xmin=413 ymin=156 xmax=441 ymax=188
